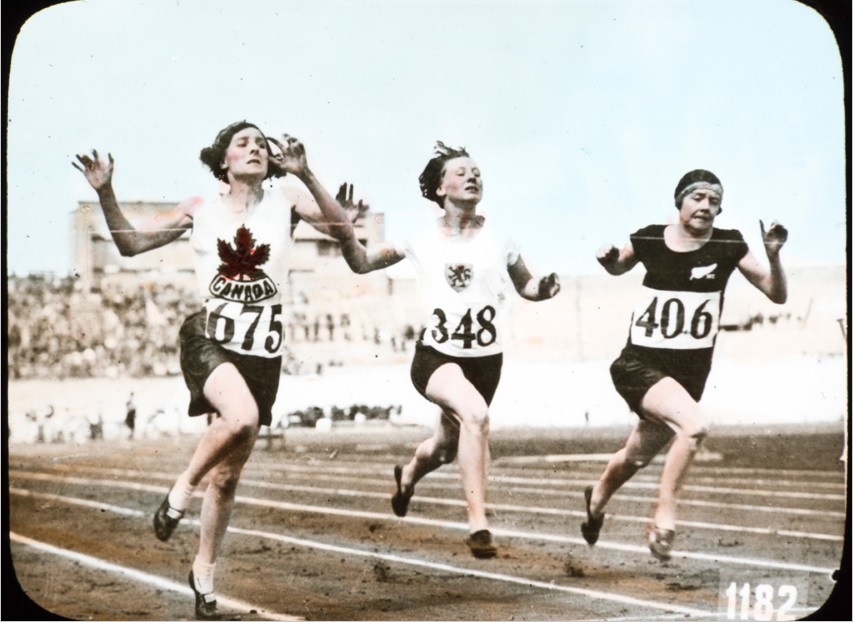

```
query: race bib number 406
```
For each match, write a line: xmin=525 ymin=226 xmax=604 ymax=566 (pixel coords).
xmin=205 ymin=301 xmax=283 ymax=356
xmin=629 ymin=288 xmax=721 ymax=350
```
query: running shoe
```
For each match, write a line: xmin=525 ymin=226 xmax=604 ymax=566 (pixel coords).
xmin=466 ymin=529 xmax=498 ymax=559
xmin=153 ymin=491 xmax=184 ymax=542
xmin=391 ymin=465 xmax=413 ymax=517
xmin=648 ymin=526 xmax=675 ymax=561
xmin=188 ymin=570 xmax=219 ymax=620
xmin=580 ymin=485 xmax=604 ymax=545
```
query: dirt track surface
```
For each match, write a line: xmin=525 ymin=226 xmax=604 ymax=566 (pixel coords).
xmin=7 ymin=423 xmax=848 ymax=621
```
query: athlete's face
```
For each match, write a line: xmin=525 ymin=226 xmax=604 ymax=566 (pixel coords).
xmin=436 ymin=157 xmax=482 ymax=206
xmin=222 ymin=127 xmax=269 ymax=180
xmin=679 ymin=188 xmax=722 ymax=233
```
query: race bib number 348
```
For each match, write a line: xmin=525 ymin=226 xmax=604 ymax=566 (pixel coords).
xmin=205 ymin=301 xmax=283 ymax=356
xmin=630 ymin=287 xmax=721 ymax=350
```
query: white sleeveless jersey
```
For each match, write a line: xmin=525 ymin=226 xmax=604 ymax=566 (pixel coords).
xmin=404 ymin=223 xmax=520 ymax=358
xmin=190 ymin=187 xmax=294 ymax=358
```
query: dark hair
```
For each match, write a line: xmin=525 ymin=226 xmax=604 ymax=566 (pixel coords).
xmin=418 ymin=141 xmax=471 ymax=207
xmin=199 ymin=120 xmax=281 ymax=182
xmin=674 ymin=169 xmax=723 ymax=208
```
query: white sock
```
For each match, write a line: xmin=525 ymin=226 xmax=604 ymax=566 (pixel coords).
xmin=167 ymin=477 xmax=195 ymax=515
xmin=192 ymin=558 xmax=216 ymax=595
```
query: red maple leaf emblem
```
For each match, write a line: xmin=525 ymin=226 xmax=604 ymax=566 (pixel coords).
xmin=216 ymin=226 xmax=271 ymax=279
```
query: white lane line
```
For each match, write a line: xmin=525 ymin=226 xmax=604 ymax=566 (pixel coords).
xmin=672 ymin=476 xmax=842 ymax=490
xmin=497 ymin=453 xmax=619 ymax=463
xmin=9 ymin=531 xmax=302 ymax=621
xmin=490 ymin=525 xmax=838 ymax=575
xmin=486 ymin=475 xmax=845 ymax=499
xmin=14 ymin=465 xmax=846 ymax=519
xmin=263 ymin=459 xmax=847 ymax=485
xmin=496 ymin=456 xmax=844 ymax=478
xmin=10 ymin=486 xmax=837 ymax=575
xmin=10 ymin=490 xmax=713 ymax=617
xmin=38 ymin=459 xmax=846 ymax=490
xmin=10 ymin=471 xmax=843 ymax=543
xmin=569 ymin=494 xmax=845 ymax=518
xmin=9 ymin=487 xmax=147 ymax=516
xmin=224 ymin=525 xmax=715 ymax=618
xmin=252 ymin=462 xmax=848 ymax=491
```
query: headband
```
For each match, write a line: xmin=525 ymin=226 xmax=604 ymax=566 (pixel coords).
xmin=674 ymin=181 xmax=723 ymax=207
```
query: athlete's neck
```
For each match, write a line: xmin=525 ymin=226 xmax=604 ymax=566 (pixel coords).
xmin=223 ymin=180 xmax=264 ymax=213
xmin=440 ymin=202 xmax=482 ymax=237
xmin=665 ymin=223 xmax=712 ymax=252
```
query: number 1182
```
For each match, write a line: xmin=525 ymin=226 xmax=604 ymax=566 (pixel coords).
xmin=724 ymin=582 xmax=798 ymax=621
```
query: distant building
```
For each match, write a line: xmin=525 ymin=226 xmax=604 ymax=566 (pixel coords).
xmin=71 ymin=197 xmax=395 ymax=300
xmin=69 ymin=195 xmax=421 ymax=357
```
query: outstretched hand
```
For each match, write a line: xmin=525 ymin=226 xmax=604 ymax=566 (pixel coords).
xmin=596 ymin=245 xmax=620 ymax=267
xmin=538 ymin=273 xmax=561 ymax=300
xmin=336 ymin=182 xmax=370 ymax=223
xmin=72 ymin=150 xmax=114 ymax=190
xmin=267 ymin=134 xmax=308 ymax=178
xmin=760 ymin=220 xmax=788 ymax=256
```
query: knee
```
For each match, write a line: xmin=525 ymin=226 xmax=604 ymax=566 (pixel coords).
xmin=629 ymin=451 xmax=655 ymax=469
xmin=625 ymin=433 xmax=668 ymax=469
xmin=219 ymin=407 xmax=260 ymax=442
xmin=459 ymin=405 xmax=489 ymax=435
xmin=210 ymin=465 xmax=242 ymax=495
xmin=688 ymin=424 xmax=710 ymax=451
xmin=435 ymin=441 xmax=458 ymax=464
xmin=225 ymin=419 xmax=257 ymax=444
xmin=680 ymin=418 xmax=710 ymax=451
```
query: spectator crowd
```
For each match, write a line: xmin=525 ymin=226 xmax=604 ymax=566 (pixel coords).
xmin=8 ymin=274 xmax=417 ymax=380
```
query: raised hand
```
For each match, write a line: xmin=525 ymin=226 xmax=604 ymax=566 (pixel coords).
xmin=336 ymin=182 xmax=370 ymax=223
xmin=72 ymin=149 xmax=114 ymax=190
xmin=538 ymin=273 xmax=561 ymax=300
xmin=596 ymin=245 xmax=620 ymax=267
xmin=760 ymin=220 xmax=788 ymax=256
xmin=267 ymin=134 xmax=308 ymax=178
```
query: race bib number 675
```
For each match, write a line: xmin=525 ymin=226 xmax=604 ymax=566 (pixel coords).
xmin=205 ymin=301 xmax=283 ymax=356
xmin=629 ymin=288 xmax=721 ymax=350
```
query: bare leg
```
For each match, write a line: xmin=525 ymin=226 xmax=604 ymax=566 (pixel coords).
xmin=589 ymin=418 xmax=673 ymax=518
xmin=171 ymin=362 xmax=261 ymax=594
xmin=400 ymin=408 xmax=460 ymax=493
xmin=422 ymin=364 xmax=491 ymax=533
xmin=195 ymin=427 xmax=258 ymax=566
xmin=173 ymin=363 xmax=260 ymax=498
xmin=638 ymin=377 xmax=708 ymax=531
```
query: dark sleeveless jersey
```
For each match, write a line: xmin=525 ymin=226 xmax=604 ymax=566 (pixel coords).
xmin=621 ymin=224 xmax=749 ymax=380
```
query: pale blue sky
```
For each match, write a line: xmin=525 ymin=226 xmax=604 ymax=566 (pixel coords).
xmin=6 ymin=0 xmax=846 ymax=276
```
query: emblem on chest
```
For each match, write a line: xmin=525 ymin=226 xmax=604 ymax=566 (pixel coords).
xmin=209 ymin=225 xmax=278 ymax=302
xmin=690 ymin=263 xmax=718 ymax=280
xmin=445 ymin=263 xmax=473 ymax=292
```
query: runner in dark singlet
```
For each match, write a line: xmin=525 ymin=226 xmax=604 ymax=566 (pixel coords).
xmin=581 ymin=169 xmax=788 ymax=561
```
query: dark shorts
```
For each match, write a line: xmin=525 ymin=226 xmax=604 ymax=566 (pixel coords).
xmin=179 ymin=310 xmax=282 ymax=426
xmin=610 ymin=347 xmax=709 ymax=416
xmin=410 ymin=342 xmax=503 ymax=406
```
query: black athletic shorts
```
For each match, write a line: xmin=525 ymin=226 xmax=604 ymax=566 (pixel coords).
xmin=410 ymin=342 xmax=503 ymax=406
xmin=179 ymin=310 xmax=282 ymax=426
xmin=609 ymin=345 xmax=709 ymax=416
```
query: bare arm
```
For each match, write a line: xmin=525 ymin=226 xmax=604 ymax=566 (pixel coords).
xmin=268 ymin=135 xmax=354 ymax=243
xmin=289 ymin=182 xmax=370 ymax=237
xmin=73 ymin=150 xmax=194 ymax=256
xmin=737 ymin=220 xmax=788 ymax=304
xmin=507 ymin=255 xmax=561 ymax=301
xmin=340 ymin=238 xmax=406 ymax=274
xmin=596 ymin=241 xmax=638 ymax=275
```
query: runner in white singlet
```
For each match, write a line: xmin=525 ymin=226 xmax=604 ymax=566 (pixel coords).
xmin=74 ymin=122 xmax=357 ymax=619
xmin=339 ymin=142 xmax=561 ymax=558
